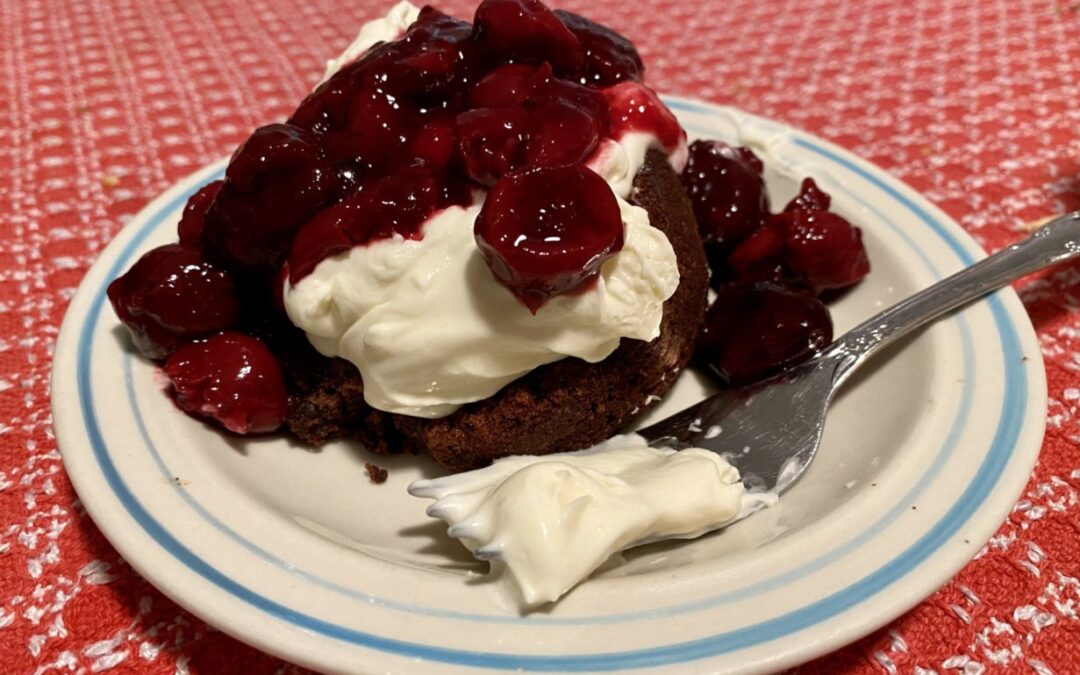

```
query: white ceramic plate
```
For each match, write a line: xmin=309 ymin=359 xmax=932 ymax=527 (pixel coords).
xmin=52 ymin=98 xmax=1046 ymax=675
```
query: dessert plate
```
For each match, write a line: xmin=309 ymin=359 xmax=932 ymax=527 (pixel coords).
xmin=52 ymin=98 xmax=1046 ymax=675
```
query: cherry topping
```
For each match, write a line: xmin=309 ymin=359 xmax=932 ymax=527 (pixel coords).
xmin=698 ymin=282 xmax=832 ymax=385
xmin=469 ymin=64 xmax=541 ymax=108
xmin=469 ymin=62 xmax=608 ymax=118
xmin=201 ymin=124 xmax=337 ymax=271
xmin=472 ymin=0 xmax=582 ymax=73
xmin=343 ymin=88 xmax=417 ymax=169
xmin=289 ymin=162 xmax=461 ymax=283
xmin=293 ymin=9 xmax=477 ymax=130
xmin=603 ymin=82 xmax=683 ymax=149
xmin=780 ymin=209 xmax=870 ymax=292
xmin=455 ymin=106 xmax=531 ymax=185
xmin=107 ymin=244 xmax=240 ymax=360
xmin=681 ymin=140 xmax=768 ymax=248
xmin=726 ymin=220 xmax=789 ymax=284
xmin=524 ymin=99 xmax=602 ymax=168
xmin=554 ymin=10 xmax=644 ymax=86
xmin=287 ymin=211 xmax=355 ymax=282
xmin=784 ymin=177 xmax=831 ymax=214
xmin=396 ymin=8 xmax=480 ymax=98
xmin=408 ymin=113 xmax=457 ymax=173
xmin=163 ymin=332 xmax=288 ymax=434
xmin=177 ymin=180 xmax=223 ymax=247
xmin=475 ymin=164 xmax=623 ymax=312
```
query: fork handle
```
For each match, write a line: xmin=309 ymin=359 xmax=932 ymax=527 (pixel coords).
xmin=824 ymin=211 xmax=1080 ymax=385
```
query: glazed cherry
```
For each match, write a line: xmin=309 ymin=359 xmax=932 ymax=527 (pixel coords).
xmin=177 ymin=180 xmax=223 ymax=247
xmin=287 ymin=211 xmax=355 ymax=282
xmin=343 ymin=88 xmax=416 ymax=168
xmin=524 ymin=99 xmax=603 ymax=168
xmin=469 ymin=64 xmax=540 ymax=108
xmin=698 ymin=282 xmax=832 ymax=385
xmin=726 ymin=220 xmax=789 ymax=284
xmin=201 ymin=124 xmax=337 ymax=271
xmin=394 ymin=8 xmax=480 ymax=98
xmin=681 ymin=140 xmax=768 ymax=248
xmin=604 ymin=82 xmax=682 ymax=149
xmin=291 ymin=9 xmax=476 ymax=133
xmin=107 ymin=244 xmax=240 ymax=360
xmin=780 ymin=209 xmax=870 ymax=292
xmin=468 ymin=62 xmax=608 ymax=122
xmin=289 ymin=162 xmax=459 ymax=282
xmin=784 ymin=177 xmax=831 ymax=214
xmin=475 ymin=164 xmax=623 ymax=312
xmin=163 ymin=332 xmax=288 ymax=434
xmin=408 ymin=113 xmax=456 ymax=173
xmin=455 ymin=106 xmax=531 ymax=185
xmin=472 ymin=0 xmax=582 ymax=73
xmin=555 ymin=10 xmax=644 ymax=86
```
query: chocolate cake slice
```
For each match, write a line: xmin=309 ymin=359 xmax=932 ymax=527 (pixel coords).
xmin=285 ymin=149 xmax=708 ymax=471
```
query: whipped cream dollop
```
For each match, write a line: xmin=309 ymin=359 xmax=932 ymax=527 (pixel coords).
xmin=285 ymin=198 xmax=678 ymax=417
xmin=283 ymin=4 xmax=686 ymax=418
xmin=409 ymin=434 xmax=775 ymax=607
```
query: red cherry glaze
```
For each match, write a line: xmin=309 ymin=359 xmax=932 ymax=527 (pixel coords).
xmin=475 ymin=164 xmax=623 ymax=312
xmin=395 ymin=7 xmax=480 ymax=97
xmin=292 ymin=8 xmax=477 ymax=134
xmin=524 ymin=100 xmax=603 ymax=168
xmin=177 ymin=180 xmax=223 ymax=247
xmin=681 ymin=140 xmax=768 ymax=248
xmin=343 ymin=88 xmax=417 ymax=167
xmin=107 ymin=244 xmax=240 ymax=360
xmin=603 ymin=82 xmax=684 ymax=150
xmin=201 ymin=124 xmax=337 ymax=272
xmin=554 ymin=10 xmax=644 ymax=86
xmin=784 ymin=177 xmax=831 ymax=214
xmin=163 ymin=332 xmax=288 ymax=434
xmin=781 ymin=209 xmax=870 ymax=292
xmin=698 ymin=282 xmax=832 ymax=385
xmin=472 ymin=0 xmax=582 ymax=73
xmin=469 ymin=64 xmax=540 ymax=108
xmin=287 ymin=211 xmax=355 ymax=282
xmin=727 ymin=220 xmax=789 ymax=284
xmin=289 ymin=162 xmax=464 ymax=283
xmin=408 ymin=113 xmax=457 ymax=173
xmin=529 ymin=65 xmax=609 ymax=123
xmin=455 ymin=106 xmax=531 ymax=185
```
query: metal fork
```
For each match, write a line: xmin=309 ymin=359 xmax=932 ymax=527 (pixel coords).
xmin=638 ymin=211 xmax=1080 ymax=500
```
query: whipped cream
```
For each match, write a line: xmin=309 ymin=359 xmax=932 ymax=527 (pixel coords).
xmin=588 ymin=132 xmax=688 ymax=199
xmin=285 ymin=4 xmax=686 ymax=418
xmin=285 ymin=197 xmax=678 ymax=417
xmin=409 ymin=434 xmax=775 ymax=607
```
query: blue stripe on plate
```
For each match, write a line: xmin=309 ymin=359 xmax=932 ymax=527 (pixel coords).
xmin=77 ymin=102 xmax=1028 ymax=668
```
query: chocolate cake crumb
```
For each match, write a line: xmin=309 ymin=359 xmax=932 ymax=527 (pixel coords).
xmin=364 ymin=462 xmax=388 ymax=484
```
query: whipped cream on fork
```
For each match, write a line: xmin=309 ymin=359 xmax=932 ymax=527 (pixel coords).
xmin=409 ymin=434 xmax=775 ymax=608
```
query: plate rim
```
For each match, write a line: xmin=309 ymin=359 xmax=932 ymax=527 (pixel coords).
xmin=52 ymin=96 xmax=1047 ymax=674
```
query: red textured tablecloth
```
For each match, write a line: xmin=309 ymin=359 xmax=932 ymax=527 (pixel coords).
xmin=2 ymin=0 xmax=1079 ymax=672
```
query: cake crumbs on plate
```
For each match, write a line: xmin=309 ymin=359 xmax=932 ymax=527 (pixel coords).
xmin=365 ymin=462 xmax=388 ymax=484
